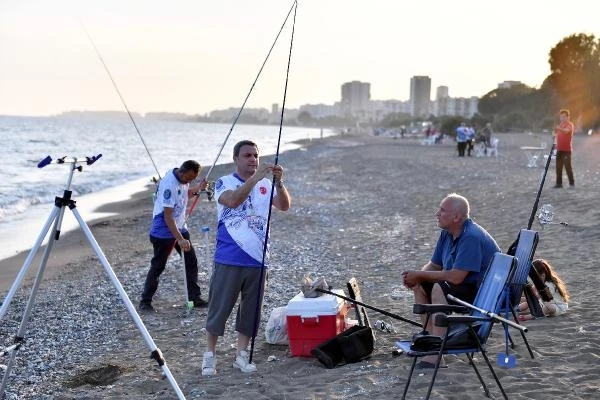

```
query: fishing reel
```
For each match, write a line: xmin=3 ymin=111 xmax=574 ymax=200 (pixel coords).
xmin=204 ymin=180 xmax=215 ymax=201
xmin=193 ymin=180 xmax=215 ymax=201
xmin=537 ymin=204 xmax=568 ymax=228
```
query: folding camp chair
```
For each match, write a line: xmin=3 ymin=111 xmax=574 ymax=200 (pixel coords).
xmin=504 ymin=229 xmax=539 ymax=358
xmin=395 ymin=252 xmax=518 ymax=400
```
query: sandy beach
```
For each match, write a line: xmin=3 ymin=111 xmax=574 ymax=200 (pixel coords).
xmin=1 ymin=131 xmax=599 ymax=399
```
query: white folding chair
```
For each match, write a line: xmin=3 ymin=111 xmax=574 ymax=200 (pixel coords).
xmin=486 ymin=138 xmax=499 ymax=157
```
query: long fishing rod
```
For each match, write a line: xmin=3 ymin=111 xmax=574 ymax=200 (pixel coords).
xmin=507 ymin=135 xmax=557 ymax=308
xmin=526 ymin=142 xmax=555 ymax=230
xmin=81 ymin=22 xmax=162 ymax=180
xmin=249 ymin=0 xmax=298 ymax=363
xmin=185 ymin=0 xmax=300 ymax=222
xmin=316 ymin=288 xmax=422 ymax=328
xmin=166 ymin=0 xmax=300 ymax=311
xmin=203 ymin=1 xmax=299 ymax=182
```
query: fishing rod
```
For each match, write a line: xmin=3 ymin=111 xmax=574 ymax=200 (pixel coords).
xmin=507 ymin=136 xmax=557 ymax=309
xmin=526 ymin=142 xmax=555 ymax=231
xmin=316 ymin=288 xmax=422 ymax=328
xmin=81 ymin=22 xmax=162 ymax=180
xmin=447 ymin=295 xmax=527 ymax=332
xmin=82 ymin=22 xmax=197 ymax=310
xmin=249 ymin=0 xmax=298 ymax=364
xmin=164 ymin=0 xmax=300 ymax=311
xmin=188 ymin=0 xmax=300 ymax=203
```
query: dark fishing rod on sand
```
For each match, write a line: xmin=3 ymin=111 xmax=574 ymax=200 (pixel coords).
xmin=248 ymin=0 xmax=298 ymax=364
xmin=315 ymin=288 xmax=422 ymax=328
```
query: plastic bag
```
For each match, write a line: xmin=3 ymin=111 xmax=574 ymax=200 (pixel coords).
xmin=265 ymin=306 xmax=288 ymax=345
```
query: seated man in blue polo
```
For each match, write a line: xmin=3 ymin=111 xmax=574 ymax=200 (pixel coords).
xmin=401 ymin=193 xmax=500 ymax=368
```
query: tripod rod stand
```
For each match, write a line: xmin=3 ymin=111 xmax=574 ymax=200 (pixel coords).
xmin=0 ymin=155 xmax=186 ymax=400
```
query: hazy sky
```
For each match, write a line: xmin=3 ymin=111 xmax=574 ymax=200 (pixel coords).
xmin=1 ymin=0 xmax=599 ymax=117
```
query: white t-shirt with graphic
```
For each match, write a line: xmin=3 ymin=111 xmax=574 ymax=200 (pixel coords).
xmin=150 ymin=168 xmax=189 ymax=238
xmin=214 ymin=173 xmax=275 ymax=267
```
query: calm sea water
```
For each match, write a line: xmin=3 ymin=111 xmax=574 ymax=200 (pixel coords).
xmin=0 ymin=115 xmax=334 ymax=260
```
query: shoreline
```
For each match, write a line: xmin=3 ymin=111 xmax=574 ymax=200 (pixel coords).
xmin=1 ymin=132 xmax=599 ymax=399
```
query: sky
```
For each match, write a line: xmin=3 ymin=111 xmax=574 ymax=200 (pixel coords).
xmin=1 ymin=0 xmax=599 ymax=117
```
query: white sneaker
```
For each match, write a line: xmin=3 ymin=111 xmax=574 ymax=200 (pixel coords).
xmin=202 ymin=351 xmax=217 ymax=376
xmin=233 ymin=350 xmax=257 ymax=373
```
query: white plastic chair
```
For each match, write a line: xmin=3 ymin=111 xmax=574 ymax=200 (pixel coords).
xmin=420 ymin=136 xmax=436 ymax=146
xmin=486 ymin=138 xmax=499 ymax=157
xmin=474 ymin=142 xmax=486 ymax=157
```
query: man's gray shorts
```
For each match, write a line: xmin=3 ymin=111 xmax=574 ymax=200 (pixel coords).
xmin=205 ymin=262 xmax=267 ymax=337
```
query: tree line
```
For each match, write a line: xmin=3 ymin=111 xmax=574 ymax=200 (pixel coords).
xmin=386 ymin=33 xmax=600 ymax=135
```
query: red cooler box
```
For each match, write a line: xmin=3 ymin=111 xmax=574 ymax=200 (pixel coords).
xmin=286 ymin=290 xmax=348 ymax=357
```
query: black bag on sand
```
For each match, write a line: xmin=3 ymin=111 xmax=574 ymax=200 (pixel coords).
xmin=410 ymin=323 xmax=481 ymax=352
xmin=311 ymin=325 xmax=374 ymax=369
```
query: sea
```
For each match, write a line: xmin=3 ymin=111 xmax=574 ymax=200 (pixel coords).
xmin=0 ymin=115 xmax=335 ymax=261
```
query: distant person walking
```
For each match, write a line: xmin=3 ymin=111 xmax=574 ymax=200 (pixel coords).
xmin=466 ymin=125 xmax=476 ymax=156
xmin=456 ymin=123 xmax=468 ymax=157
xmin=553 ymin=109 xmax=575 ymax=188
xmin=481 ymin=122 xmax=493 ymax=147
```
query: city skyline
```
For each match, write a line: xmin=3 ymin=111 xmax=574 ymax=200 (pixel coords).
xmin=2 ymin=0 xmax=600 ymax=117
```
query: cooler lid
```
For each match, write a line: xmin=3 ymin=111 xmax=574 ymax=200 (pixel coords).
xmin=285 ymin=289 xmax=344 ymax=317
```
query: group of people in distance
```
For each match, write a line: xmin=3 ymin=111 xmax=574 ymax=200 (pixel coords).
xmin=455 ymin=122 xmax=493 ymax=157
xmin=137 ymin=108 xmax=572 ymax=375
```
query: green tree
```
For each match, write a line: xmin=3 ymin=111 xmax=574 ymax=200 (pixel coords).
xmin=547 ymin=33 xmax=600 ymax=130
xmin=297 ymin=111 xmax=314 ymax=126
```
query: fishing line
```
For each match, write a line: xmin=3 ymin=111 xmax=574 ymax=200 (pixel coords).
xmin=186 ymin=0 xmax=299 ymax=216
xmin=170 ymin=0 xmax=298 ymax=310
xmin=202 ymin=0 xmax=299 ymax=182
xmin=249 ymin=0 xmax=298 ymax=363
xmin=80 ymin=22 xmax=162 ymax=180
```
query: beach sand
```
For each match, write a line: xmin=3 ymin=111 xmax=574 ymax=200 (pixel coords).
xmin=1 ymin=132 xmax=599 ymax=399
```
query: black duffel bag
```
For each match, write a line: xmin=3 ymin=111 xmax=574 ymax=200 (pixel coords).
xmin=311 ymin=325 xmax=374 ymax=369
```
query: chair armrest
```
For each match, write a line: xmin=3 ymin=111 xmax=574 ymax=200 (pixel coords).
xmin=413 ymin=304 xmax=469 ymax=315
xmin=435 ymin=314 xmax=490 ymax=327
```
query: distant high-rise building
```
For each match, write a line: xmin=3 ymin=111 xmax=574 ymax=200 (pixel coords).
xmin=497 ymin=80 xmax=523 ymax=89
xmin=341 ymin=81 xmax=371 ymax=115
xmin=436 ymin=86 xmax=449 ymax=99
xmin=409 ymin=76 xmax=431 ymax=117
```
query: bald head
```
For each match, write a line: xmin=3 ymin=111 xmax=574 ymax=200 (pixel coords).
xmin=444 ymin=193 xmax=470 ymax=220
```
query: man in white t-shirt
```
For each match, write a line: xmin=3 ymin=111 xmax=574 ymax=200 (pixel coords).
xmin=139 ymin=160 xmax=207 ymax=312
xmin=202 ymin=140 xmax=291 ymax=376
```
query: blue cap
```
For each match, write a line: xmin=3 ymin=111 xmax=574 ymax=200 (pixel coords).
xmin=201 ymin=226 xmax=210 ymax=232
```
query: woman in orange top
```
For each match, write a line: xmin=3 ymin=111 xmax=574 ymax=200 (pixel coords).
xmin=553 ymin=109 xmax=575 ymax=188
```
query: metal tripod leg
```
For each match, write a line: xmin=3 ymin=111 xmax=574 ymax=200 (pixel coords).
xmin=0 ymin=204 xmax=187 ymax=400
xmin=0 ymin=206 xmax=60 ymax=320
xmin=1 ymin=202 xmax=67 ymax=397
xmin=69 ymin=206 xmax=186 ymax=399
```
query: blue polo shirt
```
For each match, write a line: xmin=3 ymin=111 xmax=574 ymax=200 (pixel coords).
xmin=431 ymin=219 xmax=500 ymax=285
